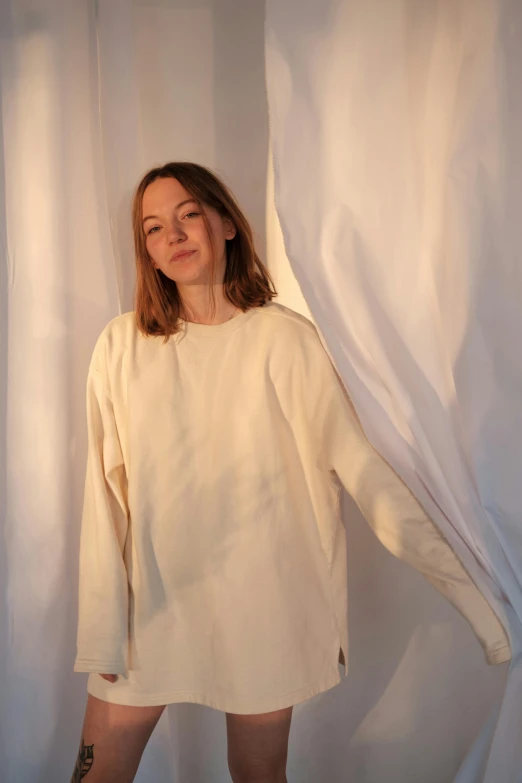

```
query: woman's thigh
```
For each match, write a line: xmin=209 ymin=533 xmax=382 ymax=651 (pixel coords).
xmin=71 ymin=694 xmax=165 ymax=783
xmin=226 ymin=707 xmax=293 ymax=783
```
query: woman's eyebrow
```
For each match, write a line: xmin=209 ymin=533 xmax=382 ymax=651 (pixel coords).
xmin=142 ymin=199 xmax=198 ymax=225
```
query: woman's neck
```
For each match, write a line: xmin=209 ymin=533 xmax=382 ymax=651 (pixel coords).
xmin=179 ymin=284 xmax=237 ymax=325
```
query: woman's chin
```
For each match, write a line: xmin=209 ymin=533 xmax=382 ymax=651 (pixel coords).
xmin=170 ymin=270 xmax=209 ymax=287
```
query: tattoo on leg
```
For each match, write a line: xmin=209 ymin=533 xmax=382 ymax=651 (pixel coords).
xmin=71 ymin=739 xmax=94 ymax=781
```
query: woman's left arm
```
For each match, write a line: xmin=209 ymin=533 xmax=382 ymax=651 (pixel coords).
xmin=303 ymin=329 xmax=510 ymax=665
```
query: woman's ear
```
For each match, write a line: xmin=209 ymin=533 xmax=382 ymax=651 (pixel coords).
xmin=224 ymin=217 xmax=237 ymax=240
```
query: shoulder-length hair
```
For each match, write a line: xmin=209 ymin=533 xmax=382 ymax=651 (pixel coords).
xmin=132 ymin=162 xmax=277 ymax=338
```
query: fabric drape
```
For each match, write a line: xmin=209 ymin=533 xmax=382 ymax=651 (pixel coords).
xmin=0 ymin=0 xmax=514 ymax=779
xmin=265 ymin=1 xmax=522 ymax=780
xmin=1 ymin=1 xmax=266 ymax=780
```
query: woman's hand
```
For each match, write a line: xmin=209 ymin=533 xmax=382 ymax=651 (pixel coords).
xmin=99 ymin=674 xmax=118 ymax=683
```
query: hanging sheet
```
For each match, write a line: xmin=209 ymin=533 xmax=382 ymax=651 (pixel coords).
xmin=265 ymin=1 xmax=522 ymax=780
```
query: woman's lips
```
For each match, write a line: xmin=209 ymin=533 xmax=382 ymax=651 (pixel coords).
xmin=170 ymin=250 xmax=196 ymax=263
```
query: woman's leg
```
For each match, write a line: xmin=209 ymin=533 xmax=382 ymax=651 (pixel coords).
xmin=70 ymin=694 xmax=165 ymax=783
xmin=226 ymin=707 xmax=293 ymax=783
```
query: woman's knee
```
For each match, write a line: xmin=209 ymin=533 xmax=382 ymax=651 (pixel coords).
xmin=228 ymin=758 xmax=288 ymax=783
xmin=226 ymin=708 xmax=292 ymax=783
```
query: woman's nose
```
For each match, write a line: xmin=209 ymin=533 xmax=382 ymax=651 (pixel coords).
xmin=167 ymin=223 xmax=186 ymax=243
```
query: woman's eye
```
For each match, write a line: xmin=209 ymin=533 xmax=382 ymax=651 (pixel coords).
xmin=183 ymin=212 xmax=200 ymax=219
xmin=147 ymin=226 xmax=160 ymax=235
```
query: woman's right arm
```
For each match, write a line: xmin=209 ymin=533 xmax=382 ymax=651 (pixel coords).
xmin=73 ymin=338 xmax=130 ymax=678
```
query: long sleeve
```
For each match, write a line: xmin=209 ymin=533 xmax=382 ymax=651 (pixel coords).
xmin=300 ymin=330 xmax=510 ymax=665
xmin=74 ymin=343 xmax=130 ymax=675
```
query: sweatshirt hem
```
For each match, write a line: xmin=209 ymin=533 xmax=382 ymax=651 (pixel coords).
xmin=86 ymin=670 xmax=342 ymax=714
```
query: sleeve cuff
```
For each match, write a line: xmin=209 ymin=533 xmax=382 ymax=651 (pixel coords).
xmin=484 ymin=643 xmax=511 ymax=666
xmin=74 ymin=658 xmax=128 ymax=675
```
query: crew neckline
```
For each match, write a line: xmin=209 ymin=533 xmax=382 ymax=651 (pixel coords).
xmin=176 ymin=307 xmax=258 ymax=339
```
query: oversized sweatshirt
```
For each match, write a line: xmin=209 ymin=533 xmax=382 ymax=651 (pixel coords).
xmin=74 ymin=301 xmax=510 ymax=712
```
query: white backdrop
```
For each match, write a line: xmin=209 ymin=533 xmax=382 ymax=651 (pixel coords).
xmin=266 ymin=0 xmax=522 ymax=780
xmin=0 ymin=1 xmax=509 ymax=781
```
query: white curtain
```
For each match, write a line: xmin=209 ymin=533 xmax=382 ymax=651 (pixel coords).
xmin=1 ymin=1 xmax=267 ymax=780
xmin=266 ymin=1 xmax=522 ymax=781
xmin=0 ymin=0 xmax=512 ymax=781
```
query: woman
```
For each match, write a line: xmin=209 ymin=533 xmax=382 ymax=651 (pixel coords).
xmin=72 ymin=162 xmax=509 ymax=783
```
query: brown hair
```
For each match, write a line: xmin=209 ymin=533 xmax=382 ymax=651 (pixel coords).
xmin=132 ymin=162 xmax=277 ymax=338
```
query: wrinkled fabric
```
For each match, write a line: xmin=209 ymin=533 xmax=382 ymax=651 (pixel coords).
xmin=265 ymin=1 xmax=522 ymax=779
xmin=76 ymin=303 xmax=508 ymax=713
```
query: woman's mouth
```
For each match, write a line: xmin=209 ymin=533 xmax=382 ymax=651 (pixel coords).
xmin=170 ymin=250 xmax=196 ymax=263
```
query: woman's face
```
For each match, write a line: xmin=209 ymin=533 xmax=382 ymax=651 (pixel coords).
xmin=142 ymin=177 xmax=236 ymax=286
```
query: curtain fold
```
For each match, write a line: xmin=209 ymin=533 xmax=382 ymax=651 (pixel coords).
xmin=0 ymin=1 xmax=128 ymax=779
xmin=2 ymin=0 xmax=517 ymax=779
xmin=265 ymin=1 xmax=522 ymax=780
xmin=1 ymin=1 xmax=267 ymax=780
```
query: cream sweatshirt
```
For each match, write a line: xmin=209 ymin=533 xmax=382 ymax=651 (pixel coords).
xmin=74 ymin=302 xmax=509 ymax=713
